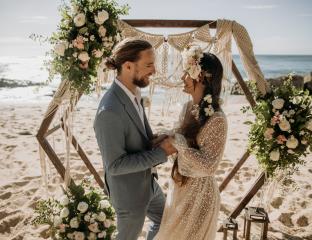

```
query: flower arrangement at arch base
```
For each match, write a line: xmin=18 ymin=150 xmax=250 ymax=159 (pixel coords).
xmin=45 ymin=0 xmax=128 ymax=94
xmin=32 ymin=177 xmax=116 ymax=240
xmin=243 ymin=74 xmax=312 ymax=178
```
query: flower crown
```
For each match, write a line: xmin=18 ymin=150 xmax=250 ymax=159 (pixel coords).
xmin=181 ymin=44 xmax=204 ymax=81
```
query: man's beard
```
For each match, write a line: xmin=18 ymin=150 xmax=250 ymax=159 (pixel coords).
xmin=133 ymin=76 xmax=149 ymax=88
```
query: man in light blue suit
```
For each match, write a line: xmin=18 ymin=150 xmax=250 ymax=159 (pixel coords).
xmin=94 ymin=39 xmax=177 ymax=240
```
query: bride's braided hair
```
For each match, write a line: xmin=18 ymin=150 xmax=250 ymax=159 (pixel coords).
xmin=171 ymin=53 xmax=223 ymax=186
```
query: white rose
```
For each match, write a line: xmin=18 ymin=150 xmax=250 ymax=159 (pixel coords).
xmin=289 ymin=109 xmax=295 ymax=116
xmin=96 ymin=212 xmax=106 ymax=222
xmin=204 ymin=94 xmax=212 ymax=104
xmin=78 ymin=52 xmax=90 ymax=62
xmin=87 ymin=232 xmax=96 ymax=240
xmin=60 ymin=207 xmax=69 ymax=218
xmin=99 ymin=200 xmax=110 ymax=209
xmin=286 ymin=135 xmax=299 ymax=149
xmin=54 ymin=42 xmax=67 ymax=56
xmin=53 ymin=216 xmax=62 ymax=227
xmin=93 ymin=49 xmax=103 ymax=58
xmin=95 ymin=10 xmax=109 ymax=25
xmin=74 ymin=13 xmax=86 ymax=27
xmin=287 ymin=149 xmax=295 ymax=154
xmin=84 ymin=214 xmax=91 ymax=222
xmin=90 ymin=35 xmax=95 ymax=41
xmin=301 ymin=139 xmax=308 ymax=145
xmin=90 ymin=217 xmax=95 ymax=224
xmin=188 ymin=64 xmax=201 ymax=80
xmin=272 ymin=98 xmax=285 ymax=110
xmin=279 ymin=119 xmax=291 ymax=132
xmin=60 ymin=195 xmax=69 ymax=205
xmin=98 ymin=26 xmax=107 ymax=37
xmin=204 ymin=106 xmax=214 ymax=117
xmin=74 ymin=231 xmax=85 ymax=240
xmin=88 ymin=222 xmax=100 ymax=233
xmin=70 ymin=217 xmax=79 ymax=228
xmin=98 ymin=231 xmax=107 ymax=238
xmin=104 ymin=219 xmax=112 ymax=228
xmin=305 ymin=119 xmax=312 ymax=131
xmin=263 ymin=128 xmax=274 ymax=140
xmin=67 ymin=233 xmax=74 ymax=239
xmin=77 ymin=202 xmax=88 ymax=213
xmin=269 ymin=149 xmax=280 ymax=161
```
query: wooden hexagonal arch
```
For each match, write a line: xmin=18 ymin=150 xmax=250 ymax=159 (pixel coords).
xmin=36 ymin=19 xmax=268 ymax=226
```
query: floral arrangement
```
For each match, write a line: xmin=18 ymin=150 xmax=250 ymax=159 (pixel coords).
xmin=32 ymin=177 xmax=116 ymax=239
xmin=44 ymin=0 xmax=128 ymax=94
xmin=181 ymin=45 xmax=204 ymax=80
xmin=243 ymin=75 xmax=312 ymax=177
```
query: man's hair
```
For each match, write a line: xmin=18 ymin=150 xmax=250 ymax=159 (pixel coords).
xmin=105 ymin=38 xmax=153 ymax=74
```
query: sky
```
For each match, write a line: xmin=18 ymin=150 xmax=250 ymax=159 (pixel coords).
xmin=0 ymin=0 xmax=311 ymax=57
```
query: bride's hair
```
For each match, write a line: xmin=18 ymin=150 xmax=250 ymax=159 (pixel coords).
xmin=171 ymin=53 xmax=223 ymax=186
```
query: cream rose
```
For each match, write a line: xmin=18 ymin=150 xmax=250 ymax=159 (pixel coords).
xmin=188 ymin=64 xmax=201 ymax=80
xmin=264 ymin=128 xmax=274 ymax=140
xmin=96 ymin=212 xmax=106 ymax=222
xmin=286 ymin=135 xmax=299 ymax=149
xmin=95 ymin=10 xmax=109 ymax=25
xmin=98 ymin=231 xmax=107 ymax=238
xmin=92 ymin=49 xmax=103 ymax=58
xmin=88 ymin=232 xmax=96 ymax=240
xmin=60 ymin=207 xmax=69 ymax=218
xmin=99 ymin=200 xmax=110 ymax=209
xmin=60 ymin=195 xmax=69 ymax=205
xmin=54 ymin=42 xmax=67 ymax=56
xmin=74 ymin=231 xmax=85 ymax=240
xmin=77 ymin=202 xmax=88 ymax=213
xmin=305 ymin=119 xmax=312 ymax=131
xmin=74 ymin=13 xmax=86 ymax=27
xmin=53 ymin=216 xmax=62 ymax=227
xmin=70 ymin=217 xmax=79 ymax=228
xmin=88 ymin=222 xmax=100 ymax=233
xmin=272 ymin=98 xmax=285 ymax=110
xmin=269 ymin=149 xmax=280 ymax=161
xmin=204 ymin=94 xmax=212 ymax=104
xmin=78 ymin=52 xmax=90 ymax=62
xmin=104 ymin=219 xmax=112 ymax=228
xmin=98 ymin=26 xmax=107 ymax=37
xmin=279 ymin=119 xmax=291 ymax=132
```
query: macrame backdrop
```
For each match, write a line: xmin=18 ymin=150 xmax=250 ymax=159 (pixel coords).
xmin=38 ymin=19 xmax=271 ymax=207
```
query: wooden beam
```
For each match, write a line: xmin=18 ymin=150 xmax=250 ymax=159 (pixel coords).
xmin=122 ymin=19 xmax=217 ymax=28
xmin=44 ymin=124 xmax=61 ymax=138
xmin=232 ymin=60 xmax=256 ymax=108
xmin=218 ymin=172 xmax=266 ymax=232
xmin=219 ymin=151 xmax=250 ymax=193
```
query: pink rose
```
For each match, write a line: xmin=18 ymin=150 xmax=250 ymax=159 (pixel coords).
xmin=277 ymin=135 xmax=287 ymax=144
xmin=73 ymin=36 xmax=84 ymax=50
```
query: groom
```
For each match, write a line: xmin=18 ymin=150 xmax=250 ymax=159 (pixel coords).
xmin=94 ymin=39 xmax=176 ymax=240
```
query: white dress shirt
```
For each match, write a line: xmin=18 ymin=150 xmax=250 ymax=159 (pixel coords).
xmin=115 ymin=78 xmax=146 ymax=131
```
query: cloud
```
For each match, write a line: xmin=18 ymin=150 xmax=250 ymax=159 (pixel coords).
xmin=243 ymin=5 xmax=277 ymax=10
xmin=19 ymin=16 xmax=48 ymax=24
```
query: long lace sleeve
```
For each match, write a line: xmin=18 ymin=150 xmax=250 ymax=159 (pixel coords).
xmin=172 ymin=115 xmax=227 ymax=177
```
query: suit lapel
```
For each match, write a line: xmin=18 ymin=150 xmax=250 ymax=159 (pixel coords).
xmin=111 ymin=82 xmax=148 ymax=140
xmin=141 ymin=99 xmax=153 ymax=140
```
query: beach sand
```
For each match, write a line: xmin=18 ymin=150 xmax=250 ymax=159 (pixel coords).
xmin=0 ymin=95 xmax=311 ymax=239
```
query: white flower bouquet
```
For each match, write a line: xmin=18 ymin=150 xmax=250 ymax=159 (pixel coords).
xmin=243 ymin=75 xmax=312 ymax=177
xmin=32 ymin=177 xmax=116 ymax=239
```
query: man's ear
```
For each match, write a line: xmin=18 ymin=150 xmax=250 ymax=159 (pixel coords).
xmin=123 ymin=61 xmax=133 ymax=72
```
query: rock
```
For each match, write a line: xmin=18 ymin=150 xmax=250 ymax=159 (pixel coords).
xmin=267 ymin=75 xmax=304 ymax=89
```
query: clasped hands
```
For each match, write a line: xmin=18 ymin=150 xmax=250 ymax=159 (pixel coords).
xmin=152 ymin=134 xmax=177 ymax=156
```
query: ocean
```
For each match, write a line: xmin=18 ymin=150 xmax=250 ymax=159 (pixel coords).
xmin=0 ymin=55 xmax=311 ymax=102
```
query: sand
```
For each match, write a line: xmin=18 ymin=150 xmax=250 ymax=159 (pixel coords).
xmin=0 ymin=95 xmax=311 ymax=240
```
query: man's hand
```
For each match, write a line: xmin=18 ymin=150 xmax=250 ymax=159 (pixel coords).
xmin=159 ymin=137 xmax=177 ymax=156
xmin=152 ymin=134 xmax=169 ymax=148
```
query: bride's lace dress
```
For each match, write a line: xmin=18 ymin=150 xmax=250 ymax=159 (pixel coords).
xmin=155 ymin=102 xmax=228 ymax=240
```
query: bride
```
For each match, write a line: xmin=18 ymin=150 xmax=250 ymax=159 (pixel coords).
xmin=154 ymin=51 xmax=228 ymax=240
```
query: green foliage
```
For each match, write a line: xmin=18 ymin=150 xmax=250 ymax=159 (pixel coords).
xmin=244 ymin=74 xmax=312 ymax=177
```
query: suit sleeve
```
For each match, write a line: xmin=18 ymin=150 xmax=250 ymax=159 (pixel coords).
xmin=94 ymin=110 xmax=167 ymax=176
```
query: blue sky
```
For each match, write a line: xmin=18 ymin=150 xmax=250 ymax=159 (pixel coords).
xmin=0 ymin=0 xmax=311 ymax=57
